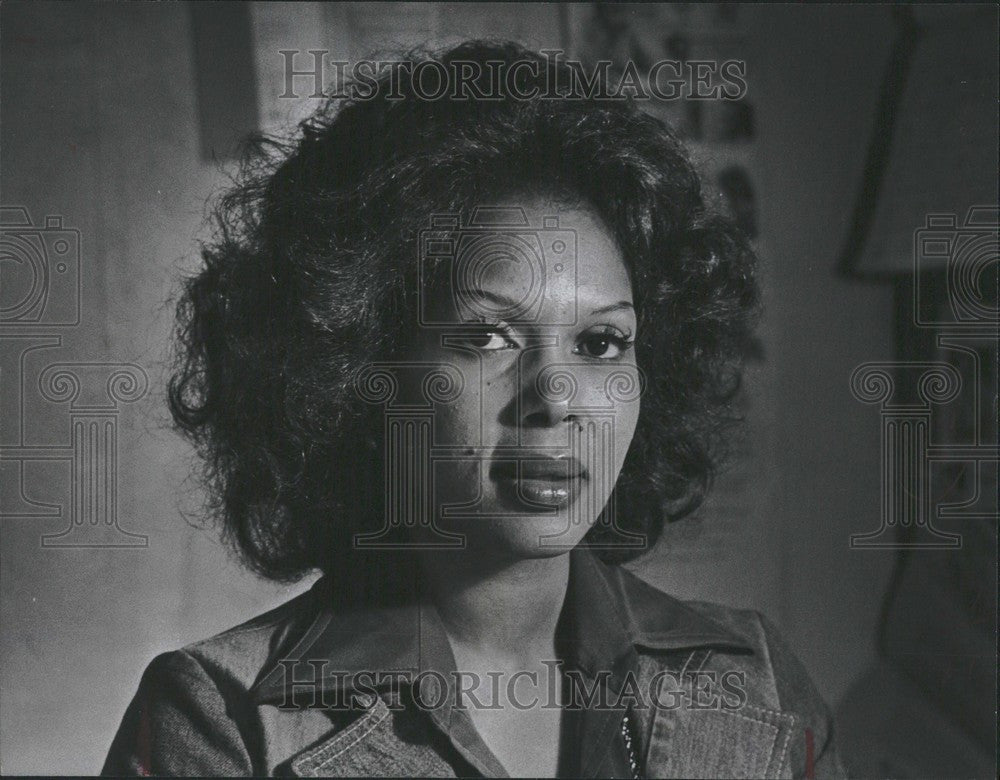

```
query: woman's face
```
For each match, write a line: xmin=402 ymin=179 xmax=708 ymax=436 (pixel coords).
xmin=402 ymin=199 xmax=642 ymax=560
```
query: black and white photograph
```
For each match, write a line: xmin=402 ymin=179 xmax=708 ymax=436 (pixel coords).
xmin=1 ymin=2 xmax=997 ymax=777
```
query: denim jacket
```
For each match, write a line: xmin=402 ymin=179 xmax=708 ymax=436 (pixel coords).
xmin=103 ymin=549 xmax=845 ymax=778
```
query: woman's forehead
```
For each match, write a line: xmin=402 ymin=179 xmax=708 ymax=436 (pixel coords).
xmin=438 ymin=201 xmax=634 ymax=323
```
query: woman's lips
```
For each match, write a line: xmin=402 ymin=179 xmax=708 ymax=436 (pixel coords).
xmin=489 ymin=456 xmax=586 ymax=508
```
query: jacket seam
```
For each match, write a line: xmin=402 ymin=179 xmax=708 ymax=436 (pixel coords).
xmin=173 ymin=649 xmax=258 ymax=774
xmin=774 ymin=710 xmax=795 ymax=775
xmin=749 ymin=612 xmax=796 ymax=775
xmin=751 ymin=610 xmax=783 ymax=709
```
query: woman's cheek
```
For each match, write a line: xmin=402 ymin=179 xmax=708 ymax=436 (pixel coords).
xmin=440 ymin=380 xmax=477 ymax=440
xmin=620 ymin=401 xmax=641 ymax=459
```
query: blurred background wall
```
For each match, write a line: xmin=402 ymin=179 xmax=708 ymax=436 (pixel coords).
xmin=1 ymin=2 xmax=995 ymax=775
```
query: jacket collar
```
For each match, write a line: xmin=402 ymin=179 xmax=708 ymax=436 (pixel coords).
xmin=561 ymin=546 xmax=754 ymax=676
xmin=251 ymin=547 xmax=753 ymax=706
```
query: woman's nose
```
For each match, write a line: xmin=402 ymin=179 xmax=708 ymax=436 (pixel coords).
xmin=518 ymin=357 xmax=579 ymax=429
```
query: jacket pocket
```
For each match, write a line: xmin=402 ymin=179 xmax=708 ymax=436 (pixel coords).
xmin=646 ymin=702 xmax=798 ymax=779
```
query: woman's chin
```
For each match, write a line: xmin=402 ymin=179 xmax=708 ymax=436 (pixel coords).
xmin=444 ymin=512 xmax=594 ymax=560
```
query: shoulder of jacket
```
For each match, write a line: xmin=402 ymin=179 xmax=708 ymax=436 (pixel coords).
xmin=165 ymin=581 xmax=322 ymax=693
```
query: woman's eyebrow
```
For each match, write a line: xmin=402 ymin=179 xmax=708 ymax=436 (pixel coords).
xmin=455 ymin=288 xmax=635 ymax=318
xmin=589 ymin=301 xmax=634 ymax=316
xmin=454 ymin=288 xmax=519 ymax=311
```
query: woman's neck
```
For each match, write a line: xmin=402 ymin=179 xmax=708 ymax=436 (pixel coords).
xmin=414 ymin=550 xmax=571 ymax=665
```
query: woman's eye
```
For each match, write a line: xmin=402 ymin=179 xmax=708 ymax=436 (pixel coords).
xmin=575 ymin=330 xmax=634 ymax=359
xmin=463 ymin=325 xmax=517 ymax=351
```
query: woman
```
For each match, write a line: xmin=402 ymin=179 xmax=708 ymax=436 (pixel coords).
xmin=104 ymin=41 xmax=844 ymax=778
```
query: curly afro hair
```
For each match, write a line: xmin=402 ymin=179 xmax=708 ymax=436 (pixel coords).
xmin=168 ymin=40 xmax=760 ymax=582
